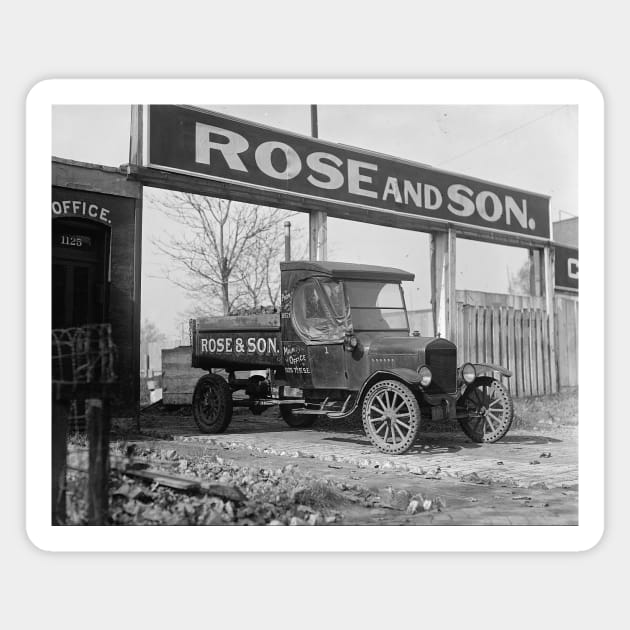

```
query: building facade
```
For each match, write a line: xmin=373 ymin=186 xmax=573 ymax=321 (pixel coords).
xmin=52 ymin=158 xmax=142 ymax=416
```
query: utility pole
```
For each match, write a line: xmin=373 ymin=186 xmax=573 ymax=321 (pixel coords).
xmin=309 ymin=105 xmax=327 ymax=261
xmin=310 ymin=104 xmax=319 ymax=138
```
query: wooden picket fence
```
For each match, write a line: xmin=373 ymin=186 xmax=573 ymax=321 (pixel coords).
xmin=454 ymin=291 xmax=579 ymax=397
xmin=456 ymin=302 xmax=556 ymax=397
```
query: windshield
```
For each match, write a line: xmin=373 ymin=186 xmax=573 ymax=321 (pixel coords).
xmin=292 ymin=278 xmax=352 ymax=343
xmin=344 ymin=281 xmax=409 ymax=331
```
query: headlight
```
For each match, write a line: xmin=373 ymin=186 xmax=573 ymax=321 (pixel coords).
xmin=462 ymin=363 xmax=476 ymax=384
xmin=418 ymin=365 xmax=432 ymax=387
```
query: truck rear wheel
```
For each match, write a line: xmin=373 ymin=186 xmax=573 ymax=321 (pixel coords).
xmin=361 ymin=379 xmax=420 ymax=455
xmin=280 ymin=404 xmax=316 ymax=428
xmin=192 ymin=374 xmax=233 ymax=433
xmin=457 ymin=377 xmax=513 ymax=443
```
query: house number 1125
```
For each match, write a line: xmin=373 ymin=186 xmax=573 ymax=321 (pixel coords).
xmin=60 ymin=234 xmax=84 ymax=247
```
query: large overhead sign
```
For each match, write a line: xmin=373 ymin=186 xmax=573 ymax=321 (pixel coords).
xmin=555 ymin=245 xmax=578 ymax=291
xmin=145 ymin=105 xmax=551 ymax=239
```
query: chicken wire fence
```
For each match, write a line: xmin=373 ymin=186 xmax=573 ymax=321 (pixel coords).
xmin=52 ymin=324 xmax=117 ymax=431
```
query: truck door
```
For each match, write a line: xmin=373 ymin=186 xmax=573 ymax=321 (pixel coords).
xmin=284 ymin=278 xmax=350 ymax=390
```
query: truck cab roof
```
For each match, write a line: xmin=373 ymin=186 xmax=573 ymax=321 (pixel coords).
xmin=280 ymin=260 xmax=415 ymax=282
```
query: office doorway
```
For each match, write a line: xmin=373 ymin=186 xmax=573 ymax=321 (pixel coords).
xmin=52 ymin=218 xmax=109 ymax=328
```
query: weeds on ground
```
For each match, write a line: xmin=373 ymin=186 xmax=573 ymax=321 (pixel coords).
xmin=512 ymin=390 xmax=578 ymax=429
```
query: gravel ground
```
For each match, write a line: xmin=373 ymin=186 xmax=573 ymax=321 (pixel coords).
xmin=64 ymin=441 xmax=451 ymax=526
xmin=69 ymin=389 xmax=578 ymax=526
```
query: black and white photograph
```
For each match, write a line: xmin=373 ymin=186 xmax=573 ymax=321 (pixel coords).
xmin=44 ymin=93 xmax=585 ymax=534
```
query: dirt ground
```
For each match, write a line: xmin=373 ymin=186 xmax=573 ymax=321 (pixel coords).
xmin=102 ymin=391 xmax=578 ymax=526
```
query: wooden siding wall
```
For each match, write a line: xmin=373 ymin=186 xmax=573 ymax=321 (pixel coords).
xmin=162 ymin=346 xmax=207 ymax=405
xmin=52 ymin=167 xmax=142 ymax=417
xmin=555 ymin=295 xmax=579 ymax=389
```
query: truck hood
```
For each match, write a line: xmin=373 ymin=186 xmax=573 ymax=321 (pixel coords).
xmin=369 ymin=335 xmax=436 ymax=359
xmin=368 ymin=335 xmax=458 ymax=393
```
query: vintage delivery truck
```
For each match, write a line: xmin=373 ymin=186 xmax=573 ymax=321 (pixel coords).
xmin=190 ymin=261 xmax=514 ymax=455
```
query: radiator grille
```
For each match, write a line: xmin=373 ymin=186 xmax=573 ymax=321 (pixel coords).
xmin=426 ymin=344 xmax=457 ymax=394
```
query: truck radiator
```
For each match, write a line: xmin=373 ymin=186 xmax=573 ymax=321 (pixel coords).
xmin=425 ymin=341 xmax=457 ymax=394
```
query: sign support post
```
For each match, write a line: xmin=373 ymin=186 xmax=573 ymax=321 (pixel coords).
xmin=309 ymin=210 xmax=327 ymax=261
xmin=544 ymin=245 xmax=558 ymax=393
xmin=128 ymin=104 xmax=144 ymax=427
xmin=431 ymin=228 xmax=457 ymax=342
xmin=129 ymin=105 xmax=144 ymax=167
xmin=529 ymin=248 xmax=543 ymax=296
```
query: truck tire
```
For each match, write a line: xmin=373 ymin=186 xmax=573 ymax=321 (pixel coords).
xmin=192 ymin=374 xmax=233 ymax=433
xmin=280 ymin=404 xmax=316 ymax=428
xmin=361 ymin=379 xmax=420 ymax=455
xmin=457 ymin=377 xmax=514 ymax=443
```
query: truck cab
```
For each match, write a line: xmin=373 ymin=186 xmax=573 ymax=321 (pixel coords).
xmin=279 ymin=260 xmax=456 ymax=402
xmin=191 ymin=260 xmax=514 ymax=455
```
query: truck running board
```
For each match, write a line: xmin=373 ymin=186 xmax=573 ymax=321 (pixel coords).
xmin=293 ymin=395 xmax=355 ymax=418
xmin=232 ymin=399 xmax=305 ymax=408
xmin=292 ymin=396 xmax=330 ymax=416
xmin=328 ymin=394 xmax=354 ymax=418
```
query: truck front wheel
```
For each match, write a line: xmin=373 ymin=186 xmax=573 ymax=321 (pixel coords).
xmin=192 ymin=374 xmax=233 ymax=433
xmin=457 ymin=377 xmax=513 ymax=443
xmin=361 ymin=379 xmax=420 ymax=455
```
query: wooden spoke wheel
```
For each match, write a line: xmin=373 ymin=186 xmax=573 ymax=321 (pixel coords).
xmin=361 ymin=380 xmax=420 ymax=455
xmin=192 ymin=373 xmax=233 ymax=433
xmin=280 ymin=404 xmax=316 ymax=428
xmin=457 ymin=377 xmax=514 ymax=443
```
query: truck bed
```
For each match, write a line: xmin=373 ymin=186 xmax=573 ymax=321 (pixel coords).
xmin=191 ymin=313 xmax=283 ymax=370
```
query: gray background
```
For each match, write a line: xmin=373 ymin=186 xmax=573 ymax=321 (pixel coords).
xmin=6 ymin=1 xmax=623 ymax=629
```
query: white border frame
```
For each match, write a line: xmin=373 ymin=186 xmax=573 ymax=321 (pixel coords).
xmin=26 ymin=79 xmax=603 ymax=552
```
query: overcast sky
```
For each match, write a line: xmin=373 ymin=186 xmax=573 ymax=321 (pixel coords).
xmin=52 ymin=104 xmax=577 ymax=343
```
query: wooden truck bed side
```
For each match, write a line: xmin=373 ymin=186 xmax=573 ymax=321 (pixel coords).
xmin=191 ymin=313 xmax=283 ymax=370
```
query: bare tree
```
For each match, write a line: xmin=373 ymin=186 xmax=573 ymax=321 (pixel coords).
xmin=140 ymin=319 xmax=166 ymax=348
xmin=140 ymin=319 xmax=167 ymax=375
xmin=233 ymin=221 xmax=283 ymax=312
xmin=507 ymin=261 xmax=531 ymax=296
xmin=151 ymin=192 xmax=294 ymax=315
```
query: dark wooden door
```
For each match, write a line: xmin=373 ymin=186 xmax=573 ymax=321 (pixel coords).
xmin=52 ymin=220 xmax=108 ymax=329
xmin=52 ymin=261 xmax=98 ymax=328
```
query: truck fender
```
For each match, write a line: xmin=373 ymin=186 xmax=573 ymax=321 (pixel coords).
xmin=336 ymin=369 xmax=424 ymax=419
xmin=360 ymin=368 xmax=424 ymax=394
xmin=465 ymin=363 xmax=512 ymax=378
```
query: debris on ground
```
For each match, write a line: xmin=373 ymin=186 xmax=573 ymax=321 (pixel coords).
xmin=459 ymin=472 xmax=490 ymax=485
xmin=378 ymin=486 xmax=444 ymax=513
xmin=64 ymin=444 xmax=381 ymax=526
xmin=529 ymin=481 xmax=549 ymax=490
